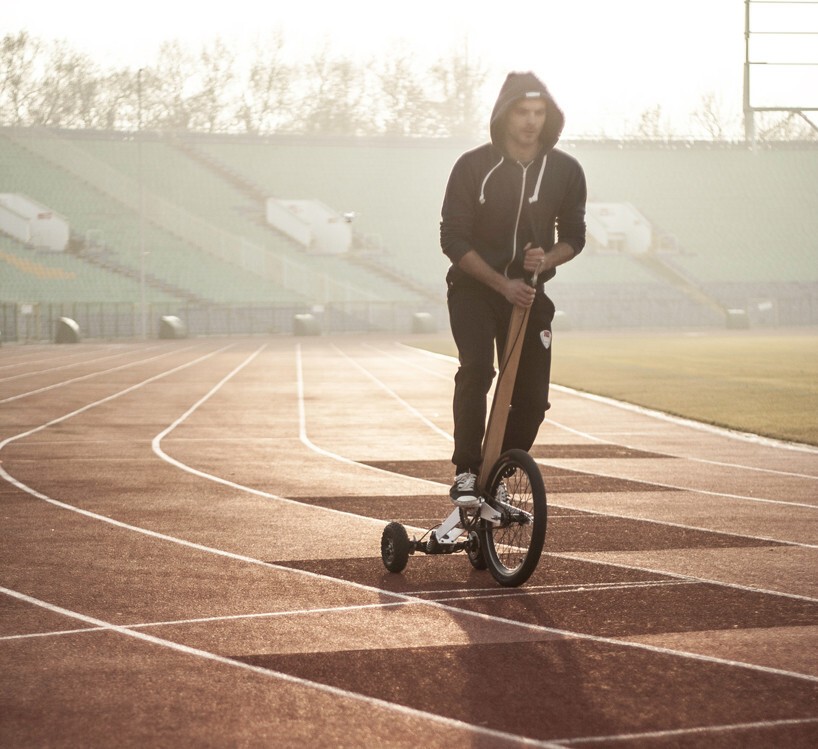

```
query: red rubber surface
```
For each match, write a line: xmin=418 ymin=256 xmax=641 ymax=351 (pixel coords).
xmin=1 ymin=336 xmax=816 ymax=747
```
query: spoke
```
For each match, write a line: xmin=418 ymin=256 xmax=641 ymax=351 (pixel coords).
xmin=491 ymin=465 xmax=535 ymax=572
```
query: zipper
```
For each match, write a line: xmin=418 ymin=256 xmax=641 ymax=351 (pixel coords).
xmin=504 ymin=161 xmax=530 ymax=278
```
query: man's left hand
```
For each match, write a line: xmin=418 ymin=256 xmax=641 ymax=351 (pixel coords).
xmin=523 ymin=245 xmax=546 ymax=276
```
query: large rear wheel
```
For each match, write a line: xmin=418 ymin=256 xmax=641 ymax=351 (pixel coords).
xmin=482 ymin=449 xmax=547 ymax=587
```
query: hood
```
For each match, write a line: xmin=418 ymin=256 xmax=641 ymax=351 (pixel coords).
xmin=489 ymin=71 xmax=564 ymax=155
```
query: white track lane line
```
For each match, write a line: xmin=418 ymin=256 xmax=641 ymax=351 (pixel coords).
xmin=542 ymin=400 xmax=818 ymax=485
xmin=294 ymin=344 xmax=444 ymax=488
xmin=550 ymin=504 xmax=817 ymax=551
xmin=398 ymin=342 xmax=818 ymax=474
xmin=552 ymin=717 xmax=818 ymax=746
xmin=2 ymin=580 xmax=696 ymax=644
xmin=332 ymin=344 xmax=453 ymax=442
xmin=560 ymin=491 xmax=817 ymax=547
xmin=0 ymin=346 xmax=234 ymax=456
xmin=555 ymin=459 xmax=817 ymax=512
xmin=299 ymin=346 xmax=816 ymax=550
xmin=0 ymin=585 xmax=563 ymax=749
xmin=15 ymin=570 xmax=809 ymax=749
xmin=306 ymin=344 xmax=818 ymax=556
xmin=333 ymin=344 xmax=818 ymax=539
xmin=172 ymin=330 xmax=818 ymax=607
xmin=0 ymin=346 xmax=117 ymax=372
xmin=552 ymin=383 xmax=818 ymax=457
xmin=152 ymin=344 xmax=436 ymax=522
xmin=2 ymin=489 xmax=817 ymax=680
xmin=0 ymin=342 xmax=201 ymax=403
xmin=532 ymin=457 xmax=818 ymax=511
xmin=161 ymin=344 xmax=818 ymax=681
xmin=4 ymin=343 xmax=817 ymax=686
xmin=0 ymin=342 xmax=164 ymax=384
xmin=551 ymin=551 xmax=818 ymax=603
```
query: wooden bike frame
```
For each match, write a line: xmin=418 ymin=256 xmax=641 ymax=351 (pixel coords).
xmin=477 ymin=301 xmax=532 ymax=493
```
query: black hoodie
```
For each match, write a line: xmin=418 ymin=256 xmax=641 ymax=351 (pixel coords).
xmin=440 ymin=71 xmax=586 ymax=285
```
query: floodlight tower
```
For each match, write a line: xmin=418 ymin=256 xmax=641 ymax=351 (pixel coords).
xmin=743 ymin=0 xmax=818 ymax=146
xmin=743 ymin=0 xmax=756 ymax=143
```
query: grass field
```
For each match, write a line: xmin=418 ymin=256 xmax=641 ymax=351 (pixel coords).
xmin=413 ymin=328 xmax=818 ymax=447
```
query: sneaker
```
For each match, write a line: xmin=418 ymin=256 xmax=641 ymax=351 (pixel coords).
xmin=494 ymin=481 xmax=510 ymax=506
xmin=450 ymin=471 xmax=480 ymax=508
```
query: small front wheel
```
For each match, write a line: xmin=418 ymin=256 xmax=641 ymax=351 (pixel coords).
xmin=482 ymin=449 xmax=547 ymax=587
xmin=381 ymin=522 xmax=411 ymax=573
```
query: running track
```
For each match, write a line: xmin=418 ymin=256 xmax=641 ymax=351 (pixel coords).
xmin=1 ymin=336 xmax=816 ymax=748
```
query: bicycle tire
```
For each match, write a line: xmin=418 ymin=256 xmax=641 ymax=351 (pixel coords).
xmin=481 ymin=449 xmax=547 ymax=587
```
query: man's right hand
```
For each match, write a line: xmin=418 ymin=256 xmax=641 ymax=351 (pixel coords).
xmin=456 ymin=250 xmax=536 ymax=307
xmin=503 ymin=277 xmax=536 ymax=308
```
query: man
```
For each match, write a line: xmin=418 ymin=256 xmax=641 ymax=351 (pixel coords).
xmin=440 ymin=71 xmax=587 ymax=507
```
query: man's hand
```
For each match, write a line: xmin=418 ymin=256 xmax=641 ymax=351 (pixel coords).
xmin=523 ymin=244 xmax=546 ymax=277
xmin=524 ymin=241 xmax=576 ymax=281
xmin=457 ymin=244 xmax=574 ymax=307
xmin=503 ymin=277 xmax=536 ymax=307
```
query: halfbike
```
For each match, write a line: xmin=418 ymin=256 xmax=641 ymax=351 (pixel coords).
xmin=380 ymin=276 xmax=547 ymax=588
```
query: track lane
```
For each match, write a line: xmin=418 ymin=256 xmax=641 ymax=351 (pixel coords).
xmin=0 ymin=341 xmax=190 ymax=401
xmin=0 ymin=339 xmax=573 ymax=746
xmin=3 ymin=589 xmax=541 ymax=749
xmin=2 ymin=336 xmax=817 ymax=747
xmin=331 ymin=339 xmax=818 ymax=526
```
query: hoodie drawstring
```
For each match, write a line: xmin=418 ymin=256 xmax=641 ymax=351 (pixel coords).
xmin=528 ymin=154 xmax=548 ymax=204
xmin=479 ymin=157 xmax=504 ymax=204
xmin=480 ymin=154 xmax=548 ymax=206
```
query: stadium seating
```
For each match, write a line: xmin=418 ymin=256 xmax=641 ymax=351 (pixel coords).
xmin=1 ymin=128 xmax=816 ymax=331
xmin=0 ymin=233 xmax=178 ymax=303
xmin=0 ymin=133 xmax=308 ymax=305
xmin=69 ymin=135 xmax=427 ymax=304
xmin=569 ymin=143 xmax=816 ymax=284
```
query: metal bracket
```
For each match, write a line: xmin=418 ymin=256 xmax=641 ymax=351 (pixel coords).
xmin=434 ymin=507 xmax=464 ymax=544
xmin=480 ymin=501 xmax=503 ymax=526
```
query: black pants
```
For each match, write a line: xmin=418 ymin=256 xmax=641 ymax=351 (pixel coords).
xmin=447 ymin=275 xmax=555 ymax=473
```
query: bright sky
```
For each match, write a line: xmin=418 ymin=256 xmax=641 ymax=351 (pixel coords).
xmin=4 ymin=0 xmax=817 ymax=137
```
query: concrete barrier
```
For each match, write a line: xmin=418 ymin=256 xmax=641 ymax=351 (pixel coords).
xmin=725 ymin=308 xmax=749 ymax=329
xmin=159 ymin=315 xmax=188 ymax=339
xmin=411 ymin=312 xmax=437 ymax=334
xmin=54 ymin=317 xmax=81 ymax=344
xmin=293 ymin=314 xmax=321 ymax=336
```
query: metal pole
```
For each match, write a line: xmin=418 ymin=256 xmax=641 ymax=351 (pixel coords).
xmin=137 ymin=68 xmax=147 ymax=339
xmin=743 ymin=0 xmax=756 ymax=146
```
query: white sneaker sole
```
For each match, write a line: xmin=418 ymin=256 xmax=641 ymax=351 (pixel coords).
xmin=450 ymin=495 xmax=480 ymax=509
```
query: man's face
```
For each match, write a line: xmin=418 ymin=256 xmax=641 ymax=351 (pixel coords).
xmin=505 ymin=97 xmax=547 ymax=151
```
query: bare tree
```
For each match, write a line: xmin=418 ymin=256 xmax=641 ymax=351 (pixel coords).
xmin=374 ymin=49 xmax=438 ymax=136
xmin=0 ymin=31 xmax=42 ymax=125
xmin=756 ymin=111 xmax=818 ymax=141
xmin=429 ymin=44 xmax=489 ymax=138
xmin=634 ymin=104 xmax=673 ymax=139
xmin=144 ymin=41 xmax=197 ymax=130
xmin=189 ymin=38 xmax=235 ymax=132
xmin=23 ymin=31 xmax=818 ymax=145
xmin=95 ymin=68 xmax=140 ymax=131
xmin=237 ymin=33 xmax=294 ymax=134
xmin=692 ymin=92 xmax=733 ymax=140
xmin=297 ymin=46 xmax=374 ymax=135
xmin=27 ymin=42 xmax=102 ymax=127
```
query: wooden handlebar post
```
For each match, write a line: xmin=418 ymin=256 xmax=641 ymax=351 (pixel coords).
xmin=477 ymin=301 xmax=532 ymax=492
